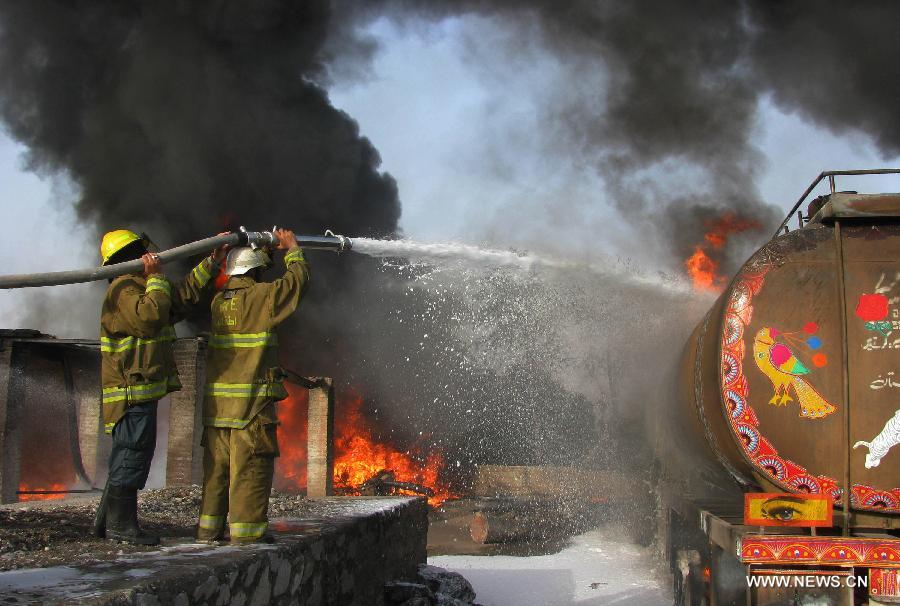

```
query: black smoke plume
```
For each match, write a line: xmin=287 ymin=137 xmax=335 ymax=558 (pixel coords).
xmin=749 ymin=1 xmax=900 ymax=159
xmin=0 ymin=1 xmax=399 ymax=240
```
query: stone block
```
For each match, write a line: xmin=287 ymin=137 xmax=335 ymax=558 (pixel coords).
xmin=306 ymin=378 xmax=334 ymax=498
xmin=78 ymin=393 xmax=104 ymax=485
xmin=166 ymin=338 xmax=207 ymax=486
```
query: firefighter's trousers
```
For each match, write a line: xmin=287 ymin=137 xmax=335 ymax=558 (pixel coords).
xmin=197 ymin=414 xmax=279 ymax=543
xmin=108 ymin=401 xmax=157 ymax=489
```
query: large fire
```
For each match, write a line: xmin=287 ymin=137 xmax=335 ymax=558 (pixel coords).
xmin=684 ymin=213 xmax=760 ymax=291
xmin=275 ymin=385 xmax=453 ymax=506
xmin=17 ymin=482 xmax=67 ymax=502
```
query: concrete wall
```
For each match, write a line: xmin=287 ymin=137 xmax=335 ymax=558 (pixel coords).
xmin=3 ymin=333 xmax=334 ymax=500
xmin=8 ymin=497 xmax=428 ymax=606
xmin=0 ymin=341 xmax=16 ymax=503
xmin=0 ymin=340 xmax=26 ymax=504
xmin=1 ymin=336 xmax=103 ymax=498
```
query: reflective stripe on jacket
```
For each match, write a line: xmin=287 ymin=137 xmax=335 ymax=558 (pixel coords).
xmin=203 ymin=246 xmax=309 ymax=429
xmin=100 ymin=257 xmax=219 ymax=433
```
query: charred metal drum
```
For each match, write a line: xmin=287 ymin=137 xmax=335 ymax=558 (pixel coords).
xmin=685 ymin=189 xmax=900 ymax=528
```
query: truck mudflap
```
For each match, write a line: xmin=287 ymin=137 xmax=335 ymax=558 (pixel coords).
xmin=870 ymin=568 xmax=900 ymax=602
xmin=739 ymin=535 xmax=900 ymax=567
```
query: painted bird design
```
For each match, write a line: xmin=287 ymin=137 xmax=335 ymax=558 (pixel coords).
xmin=752 ymin=327 xmax=836 ymax=419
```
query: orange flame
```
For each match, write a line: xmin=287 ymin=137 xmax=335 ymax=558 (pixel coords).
xmin=685 ymin=213 xmax=760 ymax=292
xmin=275 ymin=386 xmax=309 ymax=489
xmin=333 ymin=392 xmax=452 ymax=506
xmin=275 ymin=385 xmax=453 ymax=506
xmin=17 ymin=482 xmax=67 ymax=502
xmin=685 ymin=247 xmax=719 ymax=291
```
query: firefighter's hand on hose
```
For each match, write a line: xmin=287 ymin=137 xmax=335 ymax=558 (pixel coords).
xmin=141 ymin=253 xmax=162 ymax=277
xmin=211 ymin=232 xmax=231 ymax=263
xmin=274 ymin=228 xmax=296 ymax=250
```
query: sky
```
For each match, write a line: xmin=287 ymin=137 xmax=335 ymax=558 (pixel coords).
xmin=1 ymin=15 xmax=900 ymax=335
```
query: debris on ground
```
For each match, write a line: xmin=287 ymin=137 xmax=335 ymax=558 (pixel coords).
xmin=0 ymin=486 xmax=320 ymax=571
xmin=385 ymin=564 xmax=481 ymax=606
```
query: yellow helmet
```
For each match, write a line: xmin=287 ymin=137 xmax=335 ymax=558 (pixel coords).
xmin=100 ymin=229 xmax=146 ymax=265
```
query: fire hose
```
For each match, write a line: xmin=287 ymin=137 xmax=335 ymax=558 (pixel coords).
xmin=0 ymin=227 xmax=352 ymax=289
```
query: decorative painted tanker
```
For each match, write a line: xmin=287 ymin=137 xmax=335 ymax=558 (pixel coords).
xmin=667 ymin=169 xmax=900 ymax=605
xmin=684 ymin=171 xmax=900 ymax=522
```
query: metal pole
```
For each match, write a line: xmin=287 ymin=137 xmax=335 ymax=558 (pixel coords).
xmin=833 ymin=220 xmax=851 ymax=535
xmin=0 ymin=229 xmax=352 ymax=290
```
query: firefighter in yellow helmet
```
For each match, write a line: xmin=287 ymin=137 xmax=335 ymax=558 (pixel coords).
xmin=197 ymin=228 xmax=309 ymax=544
xmin=99 ymin=229 xmax=226 ymax=545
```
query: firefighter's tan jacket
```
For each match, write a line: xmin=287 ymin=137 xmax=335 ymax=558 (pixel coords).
xmin=203 ymin=246 xmax=309 ymax=429
xmin=100 ymin=258 xmax=219 ymax=433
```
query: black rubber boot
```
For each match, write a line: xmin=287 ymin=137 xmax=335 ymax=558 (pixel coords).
xmin=105 ymin=486 xmax=159 ymax=546
xmin=92 ymin=481 xmax=109 ymax=538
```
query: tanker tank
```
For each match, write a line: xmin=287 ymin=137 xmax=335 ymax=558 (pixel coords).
xmin=655 ymin=169 xmax=900 ymax=606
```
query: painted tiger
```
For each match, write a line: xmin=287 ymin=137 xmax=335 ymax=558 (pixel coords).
xmin=854 ymin=409 xmax=900 ymax=469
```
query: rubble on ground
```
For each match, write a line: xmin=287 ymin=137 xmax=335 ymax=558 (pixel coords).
xmin=385 ymin=564 xmax=481 ymax=606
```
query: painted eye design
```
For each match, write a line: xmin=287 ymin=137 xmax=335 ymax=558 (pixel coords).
xmin=762 ymin=505 xmax=801 ymax=521
xmin=759 ymin=496 xmax=813 ymax=522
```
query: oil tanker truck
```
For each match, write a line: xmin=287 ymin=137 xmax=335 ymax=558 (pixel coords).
xmin=656 ymin=169 xmax=900 ymax=606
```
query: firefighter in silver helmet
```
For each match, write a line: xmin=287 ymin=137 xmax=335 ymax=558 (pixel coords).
xmin=197 ymin=228 xmax=309 ymax=543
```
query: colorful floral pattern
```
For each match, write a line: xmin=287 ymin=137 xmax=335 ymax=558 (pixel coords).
xmin=741 ymin=536 xmax=900 ymax=567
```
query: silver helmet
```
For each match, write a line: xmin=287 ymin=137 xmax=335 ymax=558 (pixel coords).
xmin=224 ymin=247 xmax=271 ymax=276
